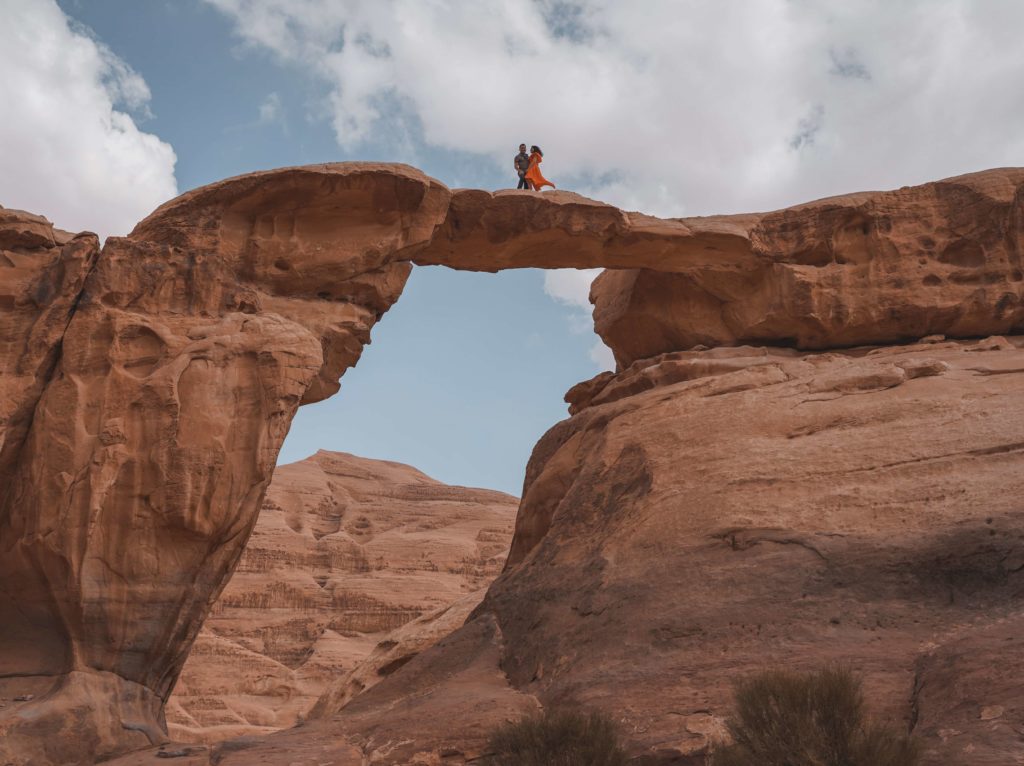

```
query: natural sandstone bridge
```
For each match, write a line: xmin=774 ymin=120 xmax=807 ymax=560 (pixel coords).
xmin=1 ymin=163 xmax=1022 ymax=764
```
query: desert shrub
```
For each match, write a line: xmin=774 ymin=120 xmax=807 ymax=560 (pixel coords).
xmin=711 ymin=665 xmax=920 ymax=766
xmin=482 ymin=707 xmax=627 ymax=766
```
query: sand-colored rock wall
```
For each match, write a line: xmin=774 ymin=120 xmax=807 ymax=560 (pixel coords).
xmin=0 ymin=166 xmax=445 ymax=764
xmin=166 ymin=450 xmax=515 ymax=742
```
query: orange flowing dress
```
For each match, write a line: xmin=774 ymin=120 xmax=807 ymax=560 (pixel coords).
xmin=525 ymin=152 xmax=555 ymax=190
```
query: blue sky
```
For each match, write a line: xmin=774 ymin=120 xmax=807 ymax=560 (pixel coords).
xmin=6 ymin=0 xmax=1024 ymax=493
xmin=24 ymin=0 xmax=610 ymax=495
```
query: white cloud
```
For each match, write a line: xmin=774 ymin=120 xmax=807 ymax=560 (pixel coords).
xmin=543 ymin=268 xmax=613 ymax=369
xmin=202 ymin=0 xmax=1024 ymax=217
xmin=0 ymin=0 xmax=177 ymax=238
xmin=542 ymin=268 xmax=600 ymax=310
xmin=259 ymin=91 xmax=282 ymax=123
xmin=204 ymin=0 xmax=1024 ymax=367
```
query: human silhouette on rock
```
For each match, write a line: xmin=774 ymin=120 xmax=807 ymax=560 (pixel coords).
xmin=525 ymin=145 xmax=555 ymax=191
xmin=514 ymin=143 xmax=530 ymax=189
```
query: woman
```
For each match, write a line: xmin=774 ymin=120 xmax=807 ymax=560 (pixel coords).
xmin=525 ymin=145 xmax=555 ymax=191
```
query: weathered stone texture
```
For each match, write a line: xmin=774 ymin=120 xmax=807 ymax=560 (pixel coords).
xmin=5 ymin=164 xmax=1024 ymax=765
xmin=166 ymin=450 xmax=515 ymax=742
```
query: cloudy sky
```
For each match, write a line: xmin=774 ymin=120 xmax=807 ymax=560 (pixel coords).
xmin=3 ymin=0 xmax=1023 ymax=493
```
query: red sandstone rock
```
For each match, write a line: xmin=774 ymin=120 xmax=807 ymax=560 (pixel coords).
xmin=0 ymin=207 xmax=97 ymax=480
xmin=308 ymin=587 xmax=493 ymax=719
xmin=414 ymin=169 xmax=1024 ymax=367
xmin=166 ymin=450 xmax=515 ymax=742
xmin=0 ymin=165 xmax=446 ymax=765
xmin=129 ymin=163 xmax=450 ymax=403
xmin=108 ymin=612 xmax=539 ymax=766
xmin=107 ymin=336 xmax=1024 ymax=766
xmin=4 ymin=163 xmax=1024 ymax=765
xmin=256 ymin=336 xmax=1021 ymax=766
xmin=911 ymin=614 xmax=1024 ymax=765
xmin=592 ymin=169 xmax=1024 ymax=366
xmin=414 ymin=188 xmax=752 ymax=272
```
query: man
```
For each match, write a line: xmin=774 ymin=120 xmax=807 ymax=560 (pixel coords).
xmin=514 ymin=143 xmax=530 ymax=189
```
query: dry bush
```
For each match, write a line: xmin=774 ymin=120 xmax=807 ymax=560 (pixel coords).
xmin=711 ymin=665 xmax=920 ymax=766
xmin=482 ymin=707 xmax=627 ymax=766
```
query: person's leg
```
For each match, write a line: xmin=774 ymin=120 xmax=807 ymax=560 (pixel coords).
xmin=517 ymin=174 xmax=528 ymax=189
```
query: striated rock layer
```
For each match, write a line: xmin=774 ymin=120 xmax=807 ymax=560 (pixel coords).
xmin=3 ymin=163 xmax=1024 ymax=764
xmin=166 ymin=450 xmax=515 ymax=742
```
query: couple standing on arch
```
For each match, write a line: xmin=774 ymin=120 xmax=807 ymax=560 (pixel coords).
xmin=514 ymin=143 xmax=555 ymax=191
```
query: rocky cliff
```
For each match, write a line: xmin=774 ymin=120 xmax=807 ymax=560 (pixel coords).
xmin=106 ymin=336 xmax=1024 ymax=766
xmin=166 ymin=450 xmax=515 ymax=742
xmin=2 ymin=164 xmax=1023 ymax=765
xmin=330 ymin=335 xmax=1024 ymax=764
xmin=0 ymin=166 xmax=446 ymax=765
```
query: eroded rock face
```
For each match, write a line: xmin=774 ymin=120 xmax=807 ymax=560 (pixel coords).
xmin=592 ymin=168 xmax=1024 ymax=366
xmin=415 ymin=169 xmax=1024 ymax=367
xmin=0 ymin=207 xmax=98 ymax=480
xmin=225 ymin=337 xmax=1020 ymax=766
xmin=414 ymin=188 xmax=755 ymax=272
xmin=911 ymin=614 xmax=1024 ymax=765
xmin=166 ymin=450 xmax=515 ymax=742
xmin=4 ymin=163 xmax=1024 ymax=765
xmin=0 ymin=165 xmax=448 ymax=765
xmin=498 ymin=335 xmax=1022 ymax=766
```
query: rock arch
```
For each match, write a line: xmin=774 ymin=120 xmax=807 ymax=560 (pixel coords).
xmin=1 ymin=163 xmax=1022 ymax=764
